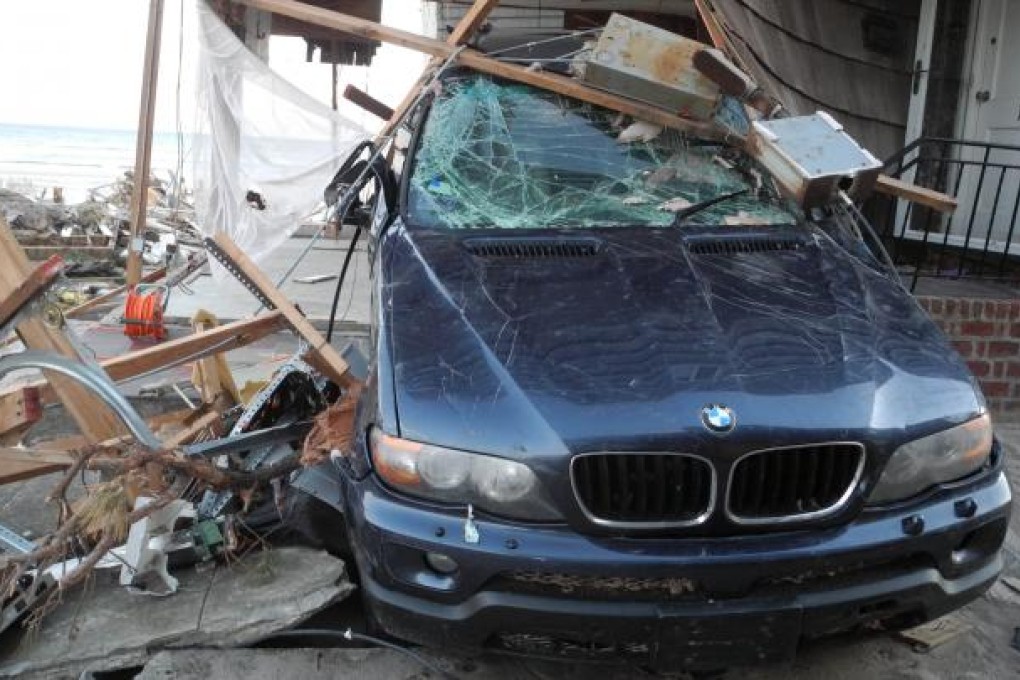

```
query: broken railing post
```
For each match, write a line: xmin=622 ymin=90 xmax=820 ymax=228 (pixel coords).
xmin=126 ymin=0 xmax=166 ymax=286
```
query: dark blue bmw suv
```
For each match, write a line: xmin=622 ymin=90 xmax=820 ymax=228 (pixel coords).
xmin=329 ymin=73 xmax=1012 ymax=671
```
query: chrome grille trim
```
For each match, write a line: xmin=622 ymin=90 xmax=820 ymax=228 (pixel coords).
xmin=724 ymin=442 xmax=866 ymax=525
xmin=569 ymin=452 xmax=716 ymax=529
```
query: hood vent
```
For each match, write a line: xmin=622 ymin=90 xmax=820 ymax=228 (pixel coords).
xmin=685 ymin=235 xmax=805 ymax=256
xmin=464 ymin=237 xmax=603 ymax=260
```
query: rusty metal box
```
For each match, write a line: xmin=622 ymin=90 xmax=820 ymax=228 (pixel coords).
xmin=751 ymin=112 xmax=882 ymax=208
xmin=579 ymin=13 xmax=720 ymax=120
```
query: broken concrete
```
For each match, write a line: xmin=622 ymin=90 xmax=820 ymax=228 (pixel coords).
xmin=0 ymin=547 xmax=354 ymax=679
xmin=136 ymin=648 xmax=457 ymax=680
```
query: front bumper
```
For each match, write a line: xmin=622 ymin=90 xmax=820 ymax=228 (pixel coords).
xmin=346 ymin=470 xmax=1011 ymax=670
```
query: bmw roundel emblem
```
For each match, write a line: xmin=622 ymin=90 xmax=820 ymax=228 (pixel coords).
xmin=701 ymin=404 xmax=736 ymax=434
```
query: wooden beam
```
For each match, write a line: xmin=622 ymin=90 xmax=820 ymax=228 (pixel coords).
xmin=102 ymin=310 xmax=285 ymax=383
xmin=0 ymin=447 xmax=75 ymax=467
xmin=0 ymin=387 xmax=42 ymax=445
xmin=212 ymin=232 xmax=358 ymax=388
xmin=692 ymin=0 xmax=957 ymax=213
xmin=189 ymin=310 xmax=241 ymax=406
xmin=446 ymin=0 xmax=503 ymax=44
xmin=0 ymin=255 xmax=63 ymax=327
xmin=163 ymin=409 xmax=222 ymax=448
xmin=236 ymin=0 xmax=722 ymax=140
xmin=875 ymin=175 xmax=958 ymax=214
xmin=0 ymin=218 xmax=128 ymax=442
xmin=343 ymin=84 xmax=395 ymax=121
xmin=2 ymin=311 xmax=286 ymax=409
xmin=126 ymin=0 xmax=166 ymax=286
xmin=0 ymin=453 xmax=72 ymax=485
xmin=64 ymin=265 xmax=167 ymax=319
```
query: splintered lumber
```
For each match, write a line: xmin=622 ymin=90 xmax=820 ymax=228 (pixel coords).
xmin=163 ymin=410 xmax=222 ymax=448
xmin=0 ymin=449 xmax=74 ymax=485
xmin=211 ymin=233 xmax=358 ymax=388
xmin=343 ymin=85 xmax=395 ymax=121
xmin=0 ymin=311 xmax=286 ymax=409
xmin=875 ymin=175 xmax=958 ymax=214
xmin=103 ymin=310 xmax=285 ymax=383
xmin=0 ymin=218 xmax=128 ymax=444
xmin=378 ymin=0 xmax=503 ymax=147
xmin=189 ymin=310 xmax=241 ymax=407
xmin=0 ymin=387 xmax=42 ymax=446
xmin=126 ymin=0 xmax=166 ymax=286
xmin=691 ymin=0 xmax=957 ymax=213
xmin=64 ymin=265 xmax=167 ymax=319
xmin=0 ymin=255 xmax=64 ymax=328
xmin=235 ymin=0 xmax=722 ymax=140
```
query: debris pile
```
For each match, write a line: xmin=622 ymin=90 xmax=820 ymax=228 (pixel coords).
xmin=0 ymin=172 xmax=203 ymax=289
xmin=0 ymin=1 xmax=964 ymax=676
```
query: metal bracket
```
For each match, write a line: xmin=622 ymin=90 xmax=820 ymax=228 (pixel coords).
xmin=204 ymin=237 xmax=276 ymax=310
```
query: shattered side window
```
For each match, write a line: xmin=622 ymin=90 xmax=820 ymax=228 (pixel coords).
xmin=407 ymin=76 xmax=797 ymax=230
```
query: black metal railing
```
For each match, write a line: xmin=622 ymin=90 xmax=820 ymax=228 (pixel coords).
xmin=863 ymin=137 xmax=1020 ymax=291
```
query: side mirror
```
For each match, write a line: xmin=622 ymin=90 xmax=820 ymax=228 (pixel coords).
xmin=324 ymin=141 xmax=398 ymax=232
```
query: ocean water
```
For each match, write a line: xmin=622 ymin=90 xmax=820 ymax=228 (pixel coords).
xmin=0 ymin=123 xmax=187 ymax=203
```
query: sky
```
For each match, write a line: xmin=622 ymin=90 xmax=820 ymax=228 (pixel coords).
xmin=0 ymin=0 xmax=431 ymax=132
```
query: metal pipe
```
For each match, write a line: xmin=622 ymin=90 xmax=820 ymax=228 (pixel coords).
xmin=0 ymin=351 xmax=161 ymax=450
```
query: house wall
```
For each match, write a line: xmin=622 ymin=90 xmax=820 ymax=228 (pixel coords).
xmin=429 ymin=1 xmax=696 ymax=39
xmin=710 ymin=0 xmax=920 ymax=160
xmin=917 ymin=295 xmax=1020 ymax=415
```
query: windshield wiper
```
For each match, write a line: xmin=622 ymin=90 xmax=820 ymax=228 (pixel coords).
xmin=671 ymin=188 xmax=750 ymax=227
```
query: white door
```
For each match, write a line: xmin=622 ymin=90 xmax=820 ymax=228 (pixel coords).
xmin=954 ymin=0 xmax=1020 ymax=247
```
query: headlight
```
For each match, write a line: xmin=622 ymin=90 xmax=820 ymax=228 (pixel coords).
xmin=369 ymin=429 xmax=561 ymax=521
xmin=868 ymin=414 xmax=993 ymax=504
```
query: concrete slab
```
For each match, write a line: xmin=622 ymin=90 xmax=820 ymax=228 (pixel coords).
xmin=0 ymin=548 xmax=354 ymax=679
xmin=136 ymin=648 xmax=459 ymax=680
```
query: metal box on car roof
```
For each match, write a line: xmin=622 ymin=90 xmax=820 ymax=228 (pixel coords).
xmin=751 ymin=112 xmax=883 ymax=208
xmin=579 ymin=13 xmax=720 ymax=120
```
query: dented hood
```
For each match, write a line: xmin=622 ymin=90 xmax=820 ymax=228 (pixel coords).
xmin=380 ymin=223 xmax=982 ymax=462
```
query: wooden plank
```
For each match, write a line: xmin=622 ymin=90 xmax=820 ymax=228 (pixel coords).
xmin=237 ymin=0 xmax=723 ymax=140
xmin=189 ymin=310 xmax=240 ymax=406
xmin=0 ymin=458 xmax=70 ymax=485
xmin=102 ymin=310 xmax=285 ymax=383
xmin=343 ymin=84 xmax=395 ymax=121
xmin=0 ymin=447 xmax=75 ymax=467
xmin=0 ymin=255 xmax=63 ymax=328
xmin=164 ymin=410 xmax=222 ymax=449
xmin=0 ymin=218 xmax=128 ymax=442
xmin=693 ymin=0 xmax=957 ymax=213
xmin=64 ymin=266 xmax=167 ymax=319
xmin=212 ymin=232 xmax=358 ymax=388
xmin=1 ymin=312 xmax=285 ymax=410
xmin=875 ymin=174 xmax=958 ymax=214
xmin=126 ymin=0 xmax=165 ymax=286
xmin=0 ymin=386 xmax=42 ymax=445
xmin=457 ymin=51 xmax=723 ymax=138
xmin=381 ymin=0 xmax=503 ymax=142
xmin=446 ymin=0 xmax=502 ymax=45
xmin=22 ymin=408 xmax=198 ymax=454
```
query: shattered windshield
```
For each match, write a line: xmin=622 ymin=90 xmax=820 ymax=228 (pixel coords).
xmin=407 ymin=76 xmax=797 ymax=230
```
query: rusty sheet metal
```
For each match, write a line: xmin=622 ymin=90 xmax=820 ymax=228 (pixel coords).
xmin=579 ymin=13 xmax=720 ymax=120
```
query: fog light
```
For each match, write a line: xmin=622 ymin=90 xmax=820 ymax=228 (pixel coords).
xmin=424 ymin=552 xmax=458 ymax=575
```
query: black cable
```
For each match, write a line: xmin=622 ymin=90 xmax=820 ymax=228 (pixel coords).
xmin=250 ymin=628 xmax=459 ymax=680
xmin=325 ymin=225 xmax=362 ymax=344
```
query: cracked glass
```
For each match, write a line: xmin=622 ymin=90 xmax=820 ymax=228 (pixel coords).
xmin=407 ymin=75 xmax=798 ymax=230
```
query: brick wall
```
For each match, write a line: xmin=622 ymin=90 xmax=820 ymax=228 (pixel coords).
xmin=916 ymin=296 xmax=1020 ymax=415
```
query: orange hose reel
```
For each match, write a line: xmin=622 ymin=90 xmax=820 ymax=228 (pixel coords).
xmin=123 ymin=284 xmax=167 ymax=340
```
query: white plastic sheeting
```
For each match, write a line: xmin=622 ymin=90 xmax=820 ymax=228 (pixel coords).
xmin=193 ymin=1 xmax=368 ymax=268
